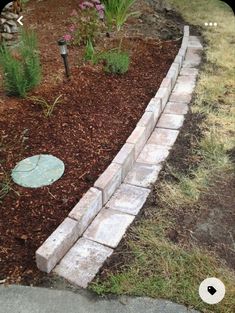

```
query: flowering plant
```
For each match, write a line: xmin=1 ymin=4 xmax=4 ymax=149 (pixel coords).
xmin=63 ymin=0 xmax=105 ymax=46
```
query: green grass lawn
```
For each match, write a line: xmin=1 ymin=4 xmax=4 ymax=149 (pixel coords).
xmin=89 ymin=1 xmax=235 ymax=312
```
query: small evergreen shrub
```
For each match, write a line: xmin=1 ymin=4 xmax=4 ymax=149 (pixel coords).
xmin=103 ymin=51 xmax=130 ymax=74
xmin=0 ymin=30 xmax=41 ymax=97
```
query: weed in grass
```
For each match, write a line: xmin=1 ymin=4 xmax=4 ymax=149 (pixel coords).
xmin=28 ymin=95 xmax=63 ymax=117
xmin=199 ymin=129 xmax=232 ymax=168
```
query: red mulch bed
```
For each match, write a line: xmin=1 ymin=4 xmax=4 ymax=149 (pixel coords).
xmin=0 ymin=0 xmax=180 ymax=285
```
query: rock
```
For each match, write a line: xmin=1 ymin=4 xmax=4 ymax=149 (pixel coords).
xmin=1 ymin=12 xmax=19 ymax=20
xmin=1 ymin=33 xmax=14 ymax=40
xmin=4 ymin=3 xmax=13 ymax=10
xmin=0 ymin=18 xmax=7 ymax=24
xmin=6 ymin=20 xmax=17 ymax=27
xmin=155 ymin=0 xmax=172 ymax=12
xmin=3 ymin=24 xmax=11 ymax=33
xmin=11 ymin=26 xmax=18 ymax=33
xmin=142 ymin=14 xmax=157 ymax=25
xmin=160 ymin=30 xmax=173 ymax=40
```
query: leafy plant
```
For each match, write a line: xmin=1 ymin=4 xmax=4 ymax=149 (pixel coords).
xmin=64 ymin=1 xmax=105 ymax=45
xmin=102 ymin=50 xmax=130 ymax=74
xmin=101 ymin=0 xmax=138 ymax=31
xmin=28 ymin=95 xmax=63 ymax=117
xmin=84 ymin=38 xmax=96 ymax=62
xmin=0 ymin=30 xmax=41 ymax=97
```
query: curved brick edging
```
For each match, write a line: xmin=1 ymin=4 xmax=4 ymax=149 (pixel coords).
xmin=36 ymin=26 xmax=203 ymax=287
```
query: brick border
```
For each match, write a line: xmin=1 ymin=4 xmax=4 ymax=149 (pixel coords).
xmin=36 ymin=26 xmax=202 ymax=284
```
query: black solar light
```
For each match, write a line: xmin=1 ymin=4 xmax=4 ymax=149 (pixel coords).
xmin=58 ymin=39 xmax=70 ymax=78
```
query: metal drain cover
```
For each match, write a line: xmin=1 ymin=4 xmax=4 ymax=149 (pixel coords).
xmin=11 ymin=154 xmax=65 ymax=188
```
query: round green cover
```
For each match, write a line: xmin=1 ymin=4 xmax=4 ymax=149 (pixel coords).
xmin=11 ymin=154 xmax=65 ymax=188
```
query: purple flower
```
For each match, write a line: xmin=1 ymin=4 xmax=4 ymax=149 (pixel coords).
xmin=97 ymin=9 xmax=104 ymax=19
xmin=95 ymin=4 xmax=105 ymax=11
xmin=83 ymin=1 xmax=94 ymax=8
xmin=63 ymin=34 xmax=72 ymax=41
xmin=79 ymin=3 xmax=86 ymax=10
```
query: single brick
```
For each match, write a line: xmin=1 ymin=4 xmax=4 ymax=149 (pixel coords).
xmin=166 ymin=69 xmax=177 ymax=88
xmin=106 ymin=183 xmax=150 ymax=216
xmin=68 ymin=187 xmax=102 ymax=234
xmin=54 ymin=238 xmax=113 ymax=288
xmin=188 ymin=36 xmax=203 ymax=49
xmin=137 ymin=144 xmax=169 ymax=165
xmin=164 ymin=101 xmax=189 ymax=115
xmin=84 ymin=208 xmax=134 ymax=248
xmin=178 ymin=47 xmax=187 ymax=59
xmin=168 ymin=76 xmax=195 ymax=104
xmin=183 ymin=48 xmax=202 ymax=68
xmin=155 ymin=87 xmax=170 ymax=110
xmin=166 ymin=62 xmax=180 ymax=87
xmin=137 ymin=111 xmax=155 ymax=140
xmin=181 ymin=36 xmax=189 ymax=49
xmin=169 ymin=62 xmax=180 ymax=76
xmin=174 ymin=76 xmax=196 ymax=93
xmin=180 ymin=67 xmax=199 ymax=77
xmin=157 ymin=113 xmax=184 ymax=130
xmin=184 ymin=25 xmax=190 ymax=36
xmin=169 ymin=92 xmax=192 ymax=104
xmin=36 ymin=217 xmax=80 ymax=273
xmin=174 ymin=55 xmax=183 ymax=68
xmin=94 ymin=163 xmax=122 ymax=204
xmin=126 ymin=126 xmax=147 ymax=159
xmin=160 ymin=77 xmax=173 ymax=90
xmin=148 ymin=128 xmax=179 ymax=147
xmin=145 ymin=98 xmax=162 ymax=123
xmin=112 ymin=143 xmax=135 ymax=180
xmin=124 ymin=162 xmax=162 ymax=188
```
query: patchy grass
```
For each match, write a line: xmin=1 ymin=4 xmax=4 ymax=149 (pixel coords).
xmin=89 ymin=1 xmax=235 ymax=312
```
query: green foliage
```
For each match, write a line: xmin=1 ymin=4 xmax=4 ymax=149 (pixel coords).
xmin=28 ymin=95 xmax=63 ymax=117
xmin=84 ymin=38 xmax=96 ymax=62
xmin=0 ymin=30 xmax=41 ymax=97
xmin=101 ymin=0 xmax=138 ymax=31
xmin=19 ymin=30 xmax=41 ymax=88
xmin=102 ymin=51 xmax=130 ymax=74
xmin=69 ymin=7 xmax=103 ymax=46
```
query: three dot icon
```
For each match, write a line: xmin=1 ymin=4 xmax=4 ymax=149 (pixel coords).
xmin=205 ymin=22 xmax=217 ymax=26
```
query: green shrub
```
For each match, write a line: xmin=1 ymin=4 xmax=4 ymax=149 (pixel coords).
xmin=0 ymin=30 xmax=41 ymax=97
xmin=101 ymin=0 xmax=138 ymax=31
xmin=67 ymin=3 xmax=104 ymax=46
xmin=102 ymin=51 xmax=130 ymax=74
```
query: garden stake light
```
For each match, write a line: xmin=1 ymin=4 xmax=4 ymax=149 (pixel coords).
xmin=58 ymin=39 xmax=70 ymax=78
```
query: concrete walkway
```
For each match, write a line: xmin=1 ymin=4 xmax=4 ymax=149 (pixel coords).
xmin=0 ymin=285 xmax=200 ymax=313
